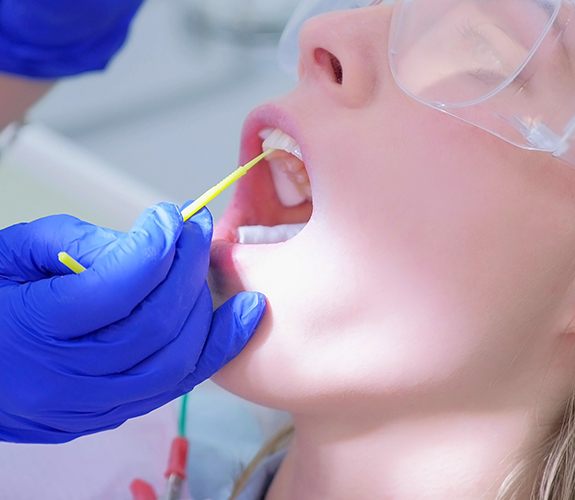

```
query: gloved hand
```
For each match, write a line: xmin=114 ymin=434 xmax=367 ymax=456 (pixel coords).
xmin=0 ymin=0 xmax=145 ymax=78
xmin=0 ymin=204 xmax=266 ymax=444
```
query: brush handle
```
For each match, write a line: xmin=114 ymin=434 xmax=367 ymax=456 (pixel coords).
xmin=180 ymin=149 xmax=273 ymax=222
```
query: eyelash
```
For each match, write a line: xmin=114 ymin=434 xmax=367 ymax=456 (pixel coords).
xmin=468 ymin=67 xmax=532 ymax=95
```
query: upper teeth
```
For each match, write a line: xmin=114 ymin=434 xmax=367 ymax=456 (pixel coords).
xmin=261 ymin=128 xmax=302 ymax=161
xmin=260 ymin=128 xmax=311 ymax=208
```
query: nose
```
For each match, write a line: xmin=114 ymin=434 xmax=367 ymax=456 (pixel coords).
xmin=297 ymin=6 xmax=389 ymax=107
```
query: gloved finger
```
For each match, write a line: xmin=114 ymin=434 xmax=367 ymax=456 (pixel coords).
xmin=0 ymin=215 xmax=120 ymax=283
xmin=176 ymin=292 xmax=267 ymax=391
xmin=55 ymin=213 xmax=214 ymax=375
xmin=0 ymin=407 xmax=96 ymax=445
xmin=43 ymin=285 xmax=214 ymax=413
xmin=0 ymin=410 xmax=126 ymax=444
xmin=29 ymin=292 xmax=266 ymax=435
xmin=0 ymin=417 xmax=75 ymax=445
xmin=66 ymin=292 xmax=267 ymax=427
xmin=14 ymin=203 xmax=203 ymax=339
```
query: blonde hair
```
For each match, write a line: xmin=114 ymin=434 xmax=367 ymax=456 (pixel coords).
xmin=230 ymin=426 xmax=294 ymax=500
xmin=231 ymin=393 xmax=575 ymax=500
xmin=498 ymin=393 xmax=575 ymax=500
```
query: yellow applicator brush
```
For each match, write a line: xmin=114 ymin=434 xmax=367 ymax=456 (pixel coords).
xmin=180 ymin=149 xmax=273 ymax=222
xmin=59 ymin=149 xmax=274 ymax=274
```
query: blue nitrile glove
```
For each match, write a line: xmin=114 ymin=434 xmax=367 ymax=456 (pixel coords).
xmin=0 ymin=0 xmax=145 ymax=78
xmin=0 ymin=203 xmax=266 ymax=444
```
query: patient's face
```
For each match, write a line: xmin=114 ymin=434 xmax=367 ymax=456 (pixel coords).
xmin=210 ymin=4 xmax=575 ymax=417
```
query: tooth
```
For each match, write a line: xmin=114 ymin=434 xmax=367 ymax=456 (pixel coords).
xmin=259 ymin=128 xmax=312 ymax=207
xmin=268 ymin=155 xmax=308 ymax=207
xmin=260 ymin=128 xmax=309 ymax=207
xmin=295 ymin=172 xmax=309 ymax=184
xmin=285 ymin=162 xmax=304 ymax=173
xmin=237 ymin=224 xmax=307 ymax=245
xmin=262 ymin=129 xmax=303 ymax=161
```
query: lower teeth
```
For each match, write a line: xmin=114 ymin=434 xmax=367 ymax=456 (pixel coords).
xmin=237 ymin=224 xmax=306 ymax=245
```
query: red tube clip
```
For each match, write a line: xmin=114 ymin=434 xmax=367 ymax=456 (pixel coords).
xmin=131 ymin=437 xmax=189 ymax=500
xmin=130 ymin=479 xmax=157 ymax=500
xmin=165 ymin=437 xmax=189 ymax=480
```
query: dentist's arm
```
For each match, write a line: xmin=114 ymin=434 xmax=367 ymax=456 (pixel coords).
xmin=0 ymin=75 xmax=51 ymax=129
xmin=0 ymin=0 xmax=147 ymax=126
xmin=0 ymin=0 xmax=145 ymax=78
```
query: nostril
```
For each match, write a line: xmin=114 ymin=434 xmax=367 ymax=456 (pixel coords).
xmin=331 ymin=54 xmax=343 ymax=85
xmin=314 ymin=48 xmax=343 ymax=85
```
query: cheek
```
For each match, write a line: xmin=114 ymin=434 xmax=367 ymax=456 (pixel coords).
xmin=212 ymin=235 xmax=374 ymax=411
xmin=213 ymin=219 xmax=533 ymax=415
xmin=214 ymin=273 xmax=527 ymax=415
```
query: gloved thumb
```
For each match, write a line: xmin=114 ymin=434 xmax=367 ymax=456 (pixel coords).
xmin=179 ymin=292 xmax=267 ymax=389
xmin=16 ymin=203 xmax=211 ymax=339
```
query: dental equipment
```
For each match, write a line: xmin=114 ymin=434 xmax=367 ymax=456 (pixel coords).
xmin=130 ymin=379 xmax=191 ymax=500
xmin=180 ymin=149 xmax=273 ymax=222
xmin=57 ymin=251 xmax=87 ymax=274
xmin=58 ymin=149 xmax=274 ymax=274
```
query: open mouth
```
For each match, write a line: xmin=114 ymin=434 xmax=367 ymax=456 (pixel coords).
xmin=215 ymin=125 xmax=314 ymax=246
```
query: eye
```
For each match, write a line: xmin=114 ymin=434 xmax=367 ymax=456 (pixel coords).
xmin=467 ymin=68 xmax=505 ymax=86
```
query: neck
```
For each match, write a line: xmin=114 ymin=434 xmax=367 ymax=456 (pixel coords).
xmin=266 ymin=408 xmax=549 ymax=500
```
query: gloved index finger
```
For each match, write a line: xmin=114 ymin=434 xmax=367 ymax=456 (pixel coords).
xmin=16 ymin=204 xmax=213 ymax=339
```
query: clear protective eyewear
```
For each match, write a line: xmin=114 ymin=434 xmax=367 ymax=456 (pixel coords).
xmin=279 ymin=0 xmax=575 ymax=166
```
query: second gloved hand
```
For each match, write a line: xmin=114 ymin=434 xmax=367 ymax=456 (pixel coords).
xmin=0 ymin=204 xmax=266 ymax=444
xmin=0 ymin=0 xmax=145 ymax=77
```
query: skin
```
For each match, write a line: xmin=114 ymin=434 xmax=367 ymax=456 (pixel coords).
xmin=0 ymin=75 xmax=51 ymax=128
xmin=210 ymin=3 xmax=575 ymax=499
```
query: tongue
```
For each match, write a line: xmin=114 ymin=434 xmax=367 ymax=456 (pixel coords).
xmin=237 ymin=224 xmax=306 ymax=245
